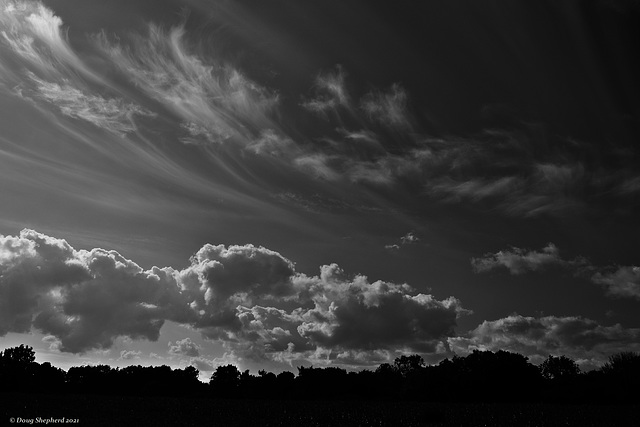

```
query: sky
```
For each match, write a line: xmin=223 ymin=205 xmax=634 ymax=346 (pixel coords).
xmin=1 ymin=0 xmax=639 ymax=378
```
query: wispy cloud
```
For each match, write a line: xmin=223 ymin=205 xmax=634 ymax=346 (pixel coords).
xmin=471 ymin=243 xmax=570 ymax=274
xmin=27 ymin=72 xmax=152 ymax=135
xmin=2 ymin=1 xmax=638 ymax=222
xmin=0 ymin=0 xmax=103 ymax=84
xmin=472 ymin=243 xmax=640 ymax=300
xmin=302 ymin=65 xmax=351 ymax=118
xmin=361 ymin=83 xmax=412 ymax=130
xmin=96 ymin=24 xmax=279 ymax=145
xmin=591 ymin=266 xmax=640 ymax=300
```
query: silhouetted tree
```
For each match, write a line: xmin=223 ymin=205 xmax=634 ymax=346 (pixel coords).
xmin=601 ymin=351 xmax=640 ymax=376
xmin=540 ymin=355 xmax=580 ymax=380
xmin=393 ymin=354 xmax=425 ymax=377
xmin=0 ymin=345 xmax=38 ymax=391
xmin=4 ymin=341 xmax=640 ymax=404
xmin=599 ymin=352 xmax=640 ymax=403
xmin=0 ymin=344 xmax=36 ymax=366
xmin=210 ymin=364 xmax=241 ymax=396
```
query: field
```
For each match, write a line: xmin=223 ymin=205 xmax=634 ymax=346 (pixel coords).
xmin=2 ymin=394 xmax=638 ymax=427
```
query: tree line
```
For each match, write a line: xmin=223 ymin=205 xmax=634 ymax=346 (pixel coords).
xmin=1 ymin=345 xmax=639 ymax=403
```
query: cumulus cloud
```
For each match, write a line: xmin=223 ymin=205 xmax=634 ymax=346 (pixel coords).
xmin=178 ymin=242 xmax=298 ymax=333
xmin=293 ymin=263 xmax=469 ymax=353
xmin=168 ymin=337 xmax=200 ymax=357
xmin=0 ymin=229 xmax=191 ymax=352
xmin=471 ymin=243 xmax=569 ymax=274
xmin=449 ymin=314 xmax=640 ymax=367
xmin=1 ymin=229 xmax=465 ymax=364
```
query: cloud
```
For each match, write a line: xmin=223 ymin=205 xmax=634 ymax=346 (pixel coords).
xmin=0 ymin=0 xmax=101 ymax=84
xmin=449 ymin=314 xmax=640 ymax=367
xmin=302 ymin=65 xmax=351 ymax=117
xmin=246 ymin=129 xmax=295 ymax=157
xmin=0 ymin=229 xmax=469 ymax=365
xmin=293 ymin=263 xmax=470 ymax=353
xmin=471 ymin=243 xmax=569 ymax=274
xmin=400 ymin=232 xmax=419 ymax=245
xmin=472 ymin=243 xmax=640 ymax=300
xmin=96 ymin=24 xmax=279 ymax=146
xmin=591 ymin=266 xmax=640 ymax=299
xmin=0 ymin=229 xmax=191 ymax=353
xmin=42 ymin=335 xmax=61 ymax=351
xmin=293 ymin=154 xmax=341 ymax=181
xmin=430 ymin=176 xmax=522 ymax=203
xmin=384 ymin=231 xmax=420 ymax=251
xmin=361 ymin=84 xmax=412 ymax=130
xmin=178 ymin=242 xmax=298 ymax=330
xmin=3 ymin=3 xmax=636 ymax=221
xmin=618 ymin=176 xmax=640 ymax=195
xmin=27 ymin=72 xmax=152 ymax=135
xmin=119 ymin=350 xmax=142 ymax=361
xmin=168 ymin=337 xmax=200 ymax=357
xmin=190 ymin=357 xmax=215 ymax=372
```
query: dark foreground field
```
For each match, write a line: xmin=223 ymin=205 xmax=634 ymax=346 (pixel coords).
xmin=1 ymin=393 xmax=638 ymax=427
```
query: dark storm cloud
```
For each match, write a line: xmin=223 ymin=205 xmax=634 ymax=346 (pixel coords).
xmin=0 ymin=230 xmax=466 ymax=361
xmin=449 ymin=314 xmax=640 ymax=366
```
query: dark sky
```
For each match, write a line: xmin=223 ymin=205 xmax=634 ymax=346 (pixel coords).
xmin=0 ymin=0 xmax=639 ymax=375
